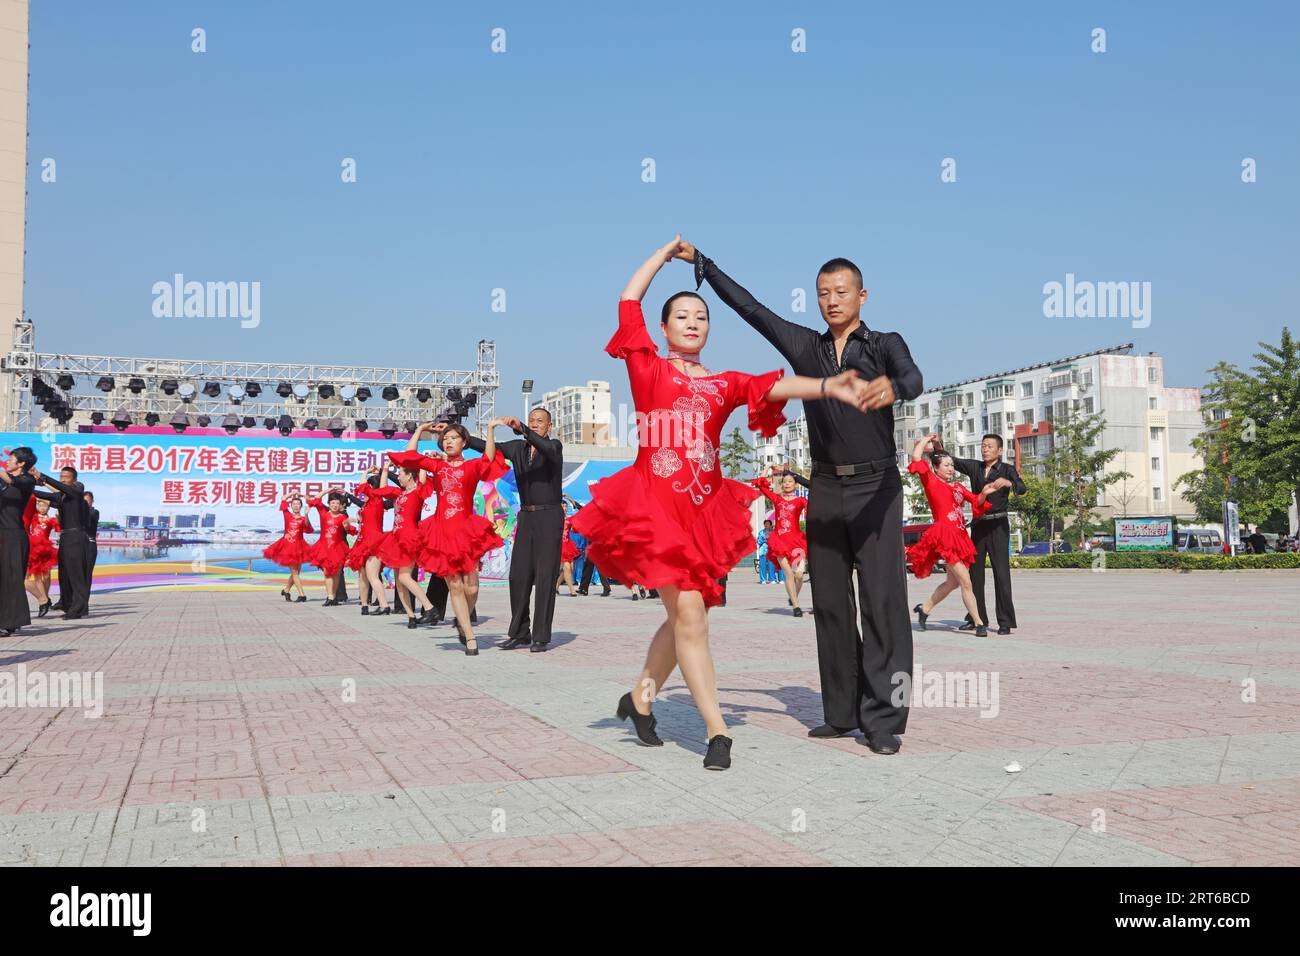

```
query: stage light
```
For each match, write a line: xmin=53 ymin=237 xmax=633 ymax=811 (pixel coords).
xmin=415 ymin=388 xmax=431 ymax=403
xmin=111 ymin=409 xmax=132 ymax=431
xmin=339 ymin=386 xmax=356 ymax=403
xmin=464 ymin=392 xmax=477 ymax=408
xmin=327 ymin=417 xmax=346 ymax=437
xmin=89 ymin=411 xmax=104 ymax=425
xmin=178 ymin=383 xmax=196 ymax=401
xmin=355 ymin=387 xmax=371 ymax=402
xmin=228 ymin=384 xmax=245 ymax=403
xmin=96 ymin=376 xmax=115 ymax=392
xmin=144 ymin=412 xmax=160 ymax=427
xmin=160 ymin=378 xmax=179 ymax=395
xmin=56 ymin=373 xmax=75 ymax=391
xmin=447 ymin=387 xmax=462 ymax=402
xmin=381 ymin=386 xmax=399 ymax=402
xmin=244 ymin=382 xmax=262 ymax=397
xmin=221 ymin=414 xmax=241 ymax=434
xmin=276 ymin=382 xmax=293 ymax=398
xmin=203 ymin=382 xmax=222 ymax=398
xmin=317 ymin=384 xmax=335 ymax=400
xmin=380 ymin=419 xmax=397 ymax=438
xmin=292 ymin=384 xmax=310 ymax=400
xmin=128 ymin=377 xmax=147 ymax=394
xmin=277 ymin=414 xmax=294 ymax=435
xmin=196 ymin=414 xmax=212 ymax=427
xmin=403 ymin=420 xmax=418 ymax=434
xmin=55 ymin=407 xmax=73 ymax=425
xmin=170 ymin=412 xmax=190 ymax=433
xmin=263 ymin=417 xmax=277 ymax=430
xmin=354 ymin=419 xmax=368 ymax=433
xmin=303 ymin=417 xmax=319 ymax=431
xmin=242 ymin=416 xmax=255 ymax=429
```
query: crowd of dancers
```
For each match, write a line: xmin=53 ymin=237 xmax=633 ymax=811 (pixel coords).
xmin=1 ymin=235 xmax=1033 ymax=772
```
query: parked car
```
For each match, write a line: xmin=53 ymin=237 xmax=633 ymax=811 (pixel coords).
xmin=1018 ymin=541 xmax=1052 ymax=556
xmin=1083 ymin=534 xmax=1116 ymax=552
xmin=1176 ymin=528 xmax=1224 ymax=554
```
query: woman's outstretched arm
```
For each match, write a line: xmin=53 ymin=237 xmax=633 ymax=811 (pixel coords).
xmin=622 ymin=235 xmax=683 ymax=302
xmin=766 ymin=371 xmax=872 ymax=412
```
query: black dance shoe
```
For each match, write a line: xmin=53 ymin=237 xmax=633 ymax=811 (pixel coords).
xmin=861 ymin=733 xmax=901 ymax=755
xmin=376 ymin=607 xmax=392 ymax=616
xmin=322 ymin=598 xmax=335 ymax=607
xmin=295 ymin=595 xmax=306 ymax=603
xmin=360 ymin=605 xmax=370 ymax=616
xmin=0 ymin=628 xmax=13 ymax=637
xmin=792 ymin=606 xmax=804 ymax=617
xmin=600 ymin=587 xmax=611 ymax=596
xmin=576 ymin=588 xmax=588 ymax=596
xmin=630 ymin=591 xmax=639 ymax=602
xmin=499 ymin=634 xmax=531 ymax=650
xmin=997 ymin=626 xmax=1012 ymax=635
xmin=416 ymin=608 xmax=438 ymax=626
xmin=616 ymin=692 xmax=663 ymax=746
xmin=703 ymin=735 xmax=733 ymax=770
xmin=464 ymin=639 xmax=479 ymax=657
xmin=807 ymin=724 xmax=855 ymax=739
xmin=406 ymin=616 xmax=418 ymax=629
xmin=913 ymin=603 xmax=928 ymax=631
xmin=281 ymin=589 xmax=292 ymax=602
xmin=975 ymin=625 xmax=989 ymax=637
xmin=958 ymin=620 xmax=976 ymax=631
xmin=646 ymin=589 xmax=658 ymax=599
xmin=37 ymin=602 xmax=51 ymax=618
xmin=529 ymin=641 xmax=548 ymax=653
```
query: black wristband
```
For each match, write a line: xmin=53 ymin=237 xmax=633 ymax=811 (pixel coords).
xmin=694 ymin=252 xmax=709 ymax=290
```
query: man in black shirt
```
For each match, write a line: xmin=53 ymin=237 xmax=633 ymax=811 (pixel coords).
xmin=458 ymin=408 xmax=564 ymax=652
xmin=33 ymin=465 xmax=93 ymax=619
xmin=84 ymin=491 xmax=100 ymax=593
xmin=688 ymin=245 xmax=923 ymax=754
xmin=954 ymin=434 xmax=1025 ymax=634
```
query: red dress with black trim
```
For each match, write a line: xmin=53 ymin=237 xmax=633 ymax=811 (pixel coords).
xmin=561 ymin=517 xmax=580 ymax=563
xmin=570 ymin=300 xmax=788 ymax=608
xmin=262 ymin=500 xmax=314 ymax=567
xmin=905 ymin=460 xmax=990 ymax=578
xmin=410 ymin=452 xmax=509 ymax=577
xmin=26 ymin=508 xmax=59 ymax=575
xmin=752 ymin=477 xmax=808 ymax=564
xmin=376 ymin=471 xmax=433 ymax=569
xmin=305 ymin=497 xmax=355 ymax=577
xmin=346 ymin=482 xmax=399 ymax=570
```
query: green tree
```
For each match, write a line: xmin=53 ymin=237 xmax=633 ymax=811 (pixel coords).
xmin=1008 ymin=465 xmax=1071 ymax=542
xmin=1019 ymin=411 xmax=1129 ymax=544
xmin=719 ymin=427 xmax=755 ymax=478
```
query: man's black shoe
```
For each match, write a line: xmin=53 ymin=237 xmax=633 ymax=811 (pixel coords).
xmin=997 ymin=626 xmax=1012 ymax=635
xmin=500 ymin=634 xmax=531 ymax=650
xmin=958 ymin=620 xmax=976 ymax=631
xmin=807 ymin=724 xmax=855 ymax=739
xmin=861 ymin=733 xmax=901 ymax=755
xmin=529 ymin=641 xmax=549 ymax=653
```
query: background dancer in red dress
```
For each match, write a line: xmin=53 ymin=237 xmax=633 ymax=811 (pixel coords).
xmin=378 ymin=457 xmax=438 ymax=628
xmin=306 ymin=492 xmax=355 ymax=606
xmin=906 ymin=434 xmax=993 ymax=636
xmin=264 ymin=494 xmax=314 ymax=602
xmin=400 ymin=422 xmax=507 ymax=657
xmin=572 ymin=237 xmax=875 ymax=770
xmin=345 ymin=467 xmax=398 ymax=616
xmin=557 ymin=498 xmax=580 ymax=597
xmin=24 ymin=496 xmax=58 ymax=616
xmin=751 ymin=464 xmax=810 ymax=616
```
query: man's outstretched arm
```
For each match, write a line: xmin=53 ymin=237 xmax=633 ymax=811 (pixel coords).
xmin=682 ymin=245 xmax=817 ymax=368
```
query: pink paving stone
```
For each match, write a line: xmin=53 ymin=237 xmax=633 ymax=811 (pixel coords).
xmin=0 ymin=754 xmax=134 ymax=814
xmin=1005 ymin=780 xmax=1300 ymax=864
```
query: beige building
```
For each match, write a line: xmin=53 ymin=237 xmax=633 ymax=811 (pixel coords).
xmin=0 ymin=0 xmax=27 ymax=429
xmin=538 ymin=379 xmax=615 ymax=447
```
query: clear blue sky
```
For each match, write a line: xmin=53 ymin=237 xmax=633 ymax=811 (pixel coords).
xmin=24 ymin=1 xmax=1299 ymax=421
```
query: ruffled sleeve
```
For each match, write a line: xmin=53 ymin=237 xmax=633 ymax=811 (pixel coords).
xmin=472 ymin=449 xmax=510 ymax=484
xmin=353 ymin=482 xmax=371 ymax=499
xmin=389 ymin=450 xmax=442 ymax=472
xmin=279 ymin=499 xmax=290 ymax=514
xmin=731 ymin=369 xmax=787 ymax=437
xmin=374 ymin=485 xmax=400 ymax=500
xmin=50 ymin=517 xmax=61 ymax=533
xmin=751 ymin=476 xmax=782 ymax=506
xmin=605 ymin=300 xmax=660 ymax=361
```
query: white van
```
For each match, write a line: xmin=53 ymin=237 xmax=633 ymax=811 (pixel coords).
xmin=1176 ymin=528 xmax=1224 ymax=554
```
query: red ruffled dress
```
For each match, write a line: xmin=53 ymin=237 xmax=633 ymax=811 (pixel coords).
xmin=411 ymin=452 xmax=509 ymax=577
xmin=752 ymin=477 xmax=808 ymax=564
xmin=570 ymin=300 xmax=788 ymax=607
xmin=346 ymin=482 xmax=399 ymax=570
xmin=561 ymin=517 xmax=580 ymax=563
xmin=262 ymin=500 xmax=314 ymax=567
xmin=905 ymin=460 xmax=990 ymax=578
xmin=305 ymin=497 xmax=355 ymax=577
xmin=376 ymin=471 xmax=434 ymax=569
xmin=26 ymin=509 xmax=59 ymax=575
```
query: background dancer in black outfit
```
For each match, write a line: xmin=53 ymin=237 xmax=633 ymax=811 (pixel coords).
xmin=33 ymin=466 xmax=93 ymax=620
xmin=0 ymin=447 xmax=38 ymax=636
xmin=83 ymin=491 xmax=100 ymax=594
xmin=954 ymin=435 xmax=1025 ymax=635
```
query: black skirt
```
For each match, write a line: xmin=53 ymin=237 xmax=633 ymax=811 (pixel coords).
xmin=0 ymin=528 xmax=32 ymax=630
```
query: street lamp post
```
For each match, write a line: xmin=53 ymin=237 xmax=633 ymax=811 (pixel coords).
xmin=522 ymin=379 xmax=534 ymax=421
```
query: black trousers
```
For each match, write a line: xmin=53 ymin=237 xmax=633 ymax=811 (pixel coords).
xmin=56 ymin=528 xmax=92 ymax=617
xmin=579 ymin=558 xmax=608 ymax=593
xmin=0 ymin=528 xmax=31 ymax=630
xmin=509 ymin=508 xmax=563 ymax=644
xmin=969 ymin=518 xmax=1016 ymax=629
xmin=807 ymin=468 xmax=912 ymax=736
xmin=425 ymin=574 xmax=448 ymax=619
xmin=87 ymin=540 xmax=98 ymax=590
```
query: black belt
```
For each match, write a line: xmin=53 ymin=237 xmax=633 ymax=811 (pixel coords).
xmin=811 ymin=456 xmax=896 ymax=479
xmin=973 ymin=511 xmax=1008 ymax=522
xmin=519 ymin=503 xmax=561 ymax=512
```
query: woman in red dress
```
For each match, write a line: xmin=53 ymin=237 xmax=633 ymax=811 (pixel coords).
xmin=376 ymin=458 xmax=439 ymax=628
xmin=24 ymin=496 xmax=59 ymax=615
xmin=556 ymin=496 xmax=581 ymax=597
xmin=572 ymin=237 xmax=874 ymax=770
xmin=346 ymin=467 xmax=399 ymax=615
xmin=306 ymin=491 xmax=356 ymax=606
xmin=263 ymin=494 xmax=314 ymax=602
xmin=750 ymin=464 xmax=810 ymax=616
xmin=397 ymin=422 xmax=507 ymax=656
xmin=907 ymin=433 xmax=993 ymax=636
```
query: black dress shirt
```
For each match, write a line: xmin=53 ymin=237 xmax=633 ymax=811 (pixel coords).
xmin=697 ymin=253 xmax=923 ymax=465
xmin=953 ymin=457 xmax=1025 ymax=516
xmin=467 ymin=427 xmax=563 ymax=507
xmin=0 ymin=473 xmax=36 ymax=530
xmin=87 ymin=507 xmax=100 ymax=540
xmin=34 ymin=475 xmax=88 ymax=531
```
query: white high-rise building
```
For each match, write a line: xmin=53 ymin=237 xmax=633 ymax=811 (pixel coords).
xmin=537 ymin=379 xmax=615 ymax=447
xmin=893 ymin=344 xmax=1203 ymax=522
xmin=754 ymin=416 xmax=811 ymax=474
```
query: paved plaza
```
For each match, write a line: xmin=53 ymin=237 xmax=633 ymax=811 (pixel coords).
xmin=1 ymin=570 xmax=1299 ymax=866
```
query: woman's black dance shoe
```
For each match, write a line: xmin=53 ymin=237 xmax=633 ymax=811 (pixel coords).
xmin=454 ymin=620 xmax=467 ymax=645
xmin=406 ymin=615 xmax=418 ymax=629
xmin=616 ymin=692 xmax=663 ymax=747
xmin=464 ymin=640 xmax=478 ymax=657
xmin=281 ymin=589 xmax=291 ymax=602
xmin=375 ymin=606 xmax=391 ymax=616
xmin=975 ymin=624 xmax=989 ymax=637
xmin=295 ymin=595 xmax=306 ymax=603
xmin=360 ymin=605 xmax=369 ymax=616
xmin=913 ymin=604 xmax=928 ymax=631
xmin=704 ymin=735 xmax=733 ymax=770
xmin=793 ymin=606 xmax=804 ymax=617
xmin=37 ymin=602 xmax=51 ymax=618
